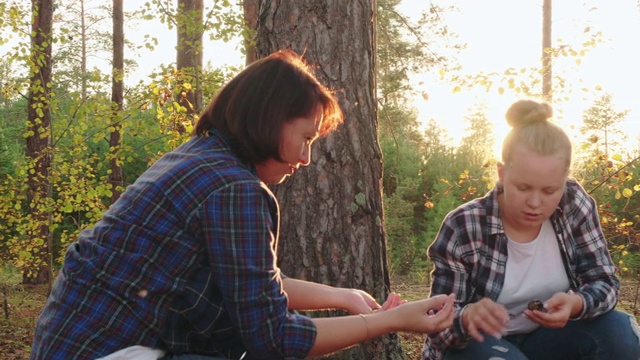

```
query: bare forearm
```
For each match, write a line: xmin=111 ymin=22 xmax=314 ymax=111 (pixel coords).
xmin=308 ymin=312 xmax=394 ymax=357
xmin=282 ymin=277 xmax=344 ymax=311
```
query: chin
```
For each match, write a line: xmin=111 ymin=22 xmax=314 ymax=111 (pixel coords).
xmin=265 ymin=175 xmax=288 ymax=185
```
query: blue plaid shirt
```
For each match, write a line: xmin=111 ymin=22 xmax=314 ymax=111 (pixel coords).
xmin=422 ymin=179 xmax=620 ymax=360
xmin=30 ymin=130 xmax=316 ymax=360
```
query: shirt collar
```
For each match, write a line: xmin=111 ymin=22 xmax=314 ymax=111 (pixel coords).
xmin=205 ymin=129 xmax=257 ymax=176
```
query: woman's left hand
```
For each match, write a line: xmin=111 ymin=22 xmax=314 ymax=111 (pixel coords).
xmin=341 ymin=288 xmax=382 ymax=314
xmin=524 ymin=291 xmax=584 ymax=328
xmin=380 ymin=292 xmax=406 ymax=311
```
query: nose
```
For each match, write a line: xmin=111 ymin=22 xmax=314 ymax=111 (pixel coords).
xmin=299 ymin=144 xmax=311 ymax=166
xmin=526 ymin=192 xmax=542 ymax=208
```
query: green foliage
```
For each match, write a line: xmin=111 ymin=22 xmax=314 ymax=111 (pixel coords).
xmin=376 ymin=0 xmax=462 ymax=103
xmin=458 ymin=104 xmax=496 ymax=167
xmin=0 ymin=0 xmax=244 ymax=279
xmin=0 ymin=97 xmax=26 ymax=177
xmin=138 ymin=0 xmax=248 ymax=50
xmin=2 ymin=0 xmax=640 ymax=287
xmin=384 ymin=177 xmax=425 ymax=275
xmin=376 ymin=0 xmax=464 ymax=278
xmin=571 ymin=94 xmax=640 ymax=279
xmin=611 ymin=244 xmax=640 ymax=277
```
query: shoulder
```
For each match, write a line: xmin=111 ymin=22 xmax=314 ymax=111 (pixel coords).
xmin=560 ymin=178 xmax=596 ymax=214
xmin=150 ymin=135 xmax=260 ymax=190
xmin=558 ymin=178 xmax=598 ymax=221
xmin=435 ymin=189 xmax=500 ymax=248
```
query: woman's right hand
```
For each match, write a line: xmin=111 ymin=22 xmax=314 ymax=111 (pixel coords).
xmin=461 ymin=298 xmax=509 ymax=342
xmin=390 ymin=294 xmax=456 ymax=334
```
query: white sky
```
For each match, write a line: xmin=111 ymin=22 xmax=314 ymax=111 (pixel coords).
xmin=399 ymin=0 xmax=640 ymax=155
xmin=162 ymin=0 xmax=639 ymax=156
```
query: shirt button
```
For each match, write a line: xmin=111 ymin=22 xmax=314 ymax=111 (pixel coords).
xmin=137 ymin=289 xmax=148 ymax=298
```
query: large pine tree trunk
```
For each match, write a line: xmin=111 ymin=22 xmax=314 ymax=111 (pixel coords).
xmin=250 ymin=1 xmax=403 ymax=358
xmin=25 ymin=0 xmax=53 ymax=285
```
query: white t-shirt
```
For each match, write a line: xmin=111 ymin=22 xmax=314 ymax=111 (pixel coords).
xmin=497 ymin=219 xmax=570 ymax=334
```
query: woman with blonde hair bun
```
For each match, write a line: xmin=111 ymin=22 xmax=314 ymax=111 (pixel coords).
xmin=422 ymin=99 xmax=640 ymax=359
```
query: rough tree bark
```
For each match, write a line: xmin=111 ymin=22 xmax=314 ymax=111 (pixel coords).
xmin=249 ymin=1 xmax=403 ymax=358
xmin=25 ymin=0 xmax=53 ymax=285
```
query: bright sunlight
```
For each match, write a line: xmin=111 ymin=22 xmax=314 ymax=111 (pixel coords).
xmin=400 ymin=0 xmax=640 ymax=159
xmin=126 ymin=0 xmax=640 ymax=159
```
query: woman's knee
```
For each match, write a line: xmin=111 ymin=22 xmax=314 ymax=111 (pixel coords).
xmin=579 ymin=309 xmax=640 ymax=359
xmin=443 ymin=337 xmax=528 ymax=360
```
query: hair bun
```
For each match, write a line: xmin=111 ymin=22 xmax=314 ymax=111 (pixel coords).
xmin=505 ymin=100 xmax=553 ymax=127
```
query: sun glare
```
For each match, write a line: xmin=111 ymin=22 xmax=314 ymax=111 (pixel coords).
xmin=406 ymin=0 xmax=640 ymax=158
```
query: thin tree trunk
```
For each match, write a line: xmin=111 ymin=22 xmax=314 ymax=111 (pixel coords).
xmin=243 ymin=0 xmax=259 ymax=65
xmin=25 ymin=0 xmax=53 ymax=285
xmin=251 ymin=1 xmax=402 ymax=358
xmin=176 ymin=0 xmax=204 ymax=122
xmin=108 ymin=0 xmax=124 ymax=204
xmin=80 ymin=0 xmax=87 ymax=99
xmin=542 ymin=0 xmax=552 ymax=102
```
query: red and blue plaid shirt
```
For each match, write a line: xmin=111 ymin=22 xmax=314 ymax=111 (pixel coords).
xmin=422 ymin=179 xmax=620 ymax=360
xmin=30 ymin=131 xmax=316 ymax=360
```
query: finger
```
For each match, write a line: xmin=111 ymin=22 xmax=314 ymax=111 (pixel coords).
xmin=390 ymin=293 xmax=402 ymax=308
xmin=470 ymin=307 xmax=507 ymax=338
xmin=368 ymin=295 xmax=382 ymax=309
xmin=466 ymin=321 xmax=484 ymax=342
xmin=427 ymin=294 xmax=451 ymax=309
xmin=381 ymin=292 xmax=402 ymax=311
xmin=429 ymin=309 xmax=455 ymax=330
xmin=382 ymin=296 xmax=394 ymax=310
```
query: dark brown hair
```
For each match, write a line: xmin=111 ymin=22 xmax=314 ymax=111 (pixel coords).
xmin=193 ymin=49 xmax=343 ymax=164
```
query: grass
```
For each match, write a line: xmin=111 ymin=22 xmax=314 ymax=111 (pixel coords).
xmin=1 ymin=272 xmax=46 ymax=360
xmin=1 ymin=271 xmax=638 ymax=360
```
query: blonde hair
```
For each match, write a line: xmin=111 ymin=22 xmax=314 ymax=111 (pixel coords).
xmin=501 ymin=100 xmax=572 ymax=171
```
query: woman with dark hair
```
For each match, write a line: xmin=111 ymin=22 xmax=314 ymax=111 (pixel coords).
xmin=422 ymin=99 xmax=640 ymax=360
xmin=30 ymin=50 xmax=455 ymax=360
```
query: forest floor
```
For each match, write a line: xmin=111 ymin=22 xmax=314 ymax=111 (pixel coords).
xmin=1 ymin=275 xmax=639 ymax=360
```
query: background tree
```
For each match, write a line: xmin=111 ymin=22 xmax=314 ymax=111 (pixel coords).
xmin=376 ymin=0 xmax=462 ymax=278
xmin=108 ymin=0 xmax=124 ymax=203
xmin=52 ymin=0 xmax=113 ymax=99
xmin=248 ymin=1 xmax=400 ymax=358
xmin=176 ymin=0 xmax=203 ymax=120
xmin=24 ymin=0 xmax=54 ymax=284
xmin=458 ymin=104 xmax=495 ymax=169
xmin=580 ymin=92 xmax=630 ymax=157
xmin=242 ymin=0 xmax=259 ymax=64
xmin=542 ymin=0 xmax=552 ymax=101
xmin=0 ymin=0 xmax=245 ymax=285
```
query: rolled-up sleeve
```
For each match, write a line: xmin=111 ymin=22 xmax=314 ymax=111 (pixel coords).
xmin=427 ymin=216 xmax=473 ymax=351
xmin=564 ymin=181 xmax=619 ymax=320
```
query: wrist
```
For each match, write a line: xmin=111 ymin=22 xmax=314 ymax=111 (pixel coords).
xmin=459 ymin=303 xmax=472 ymax=334
xmin=337 ymin=287 xmax=357 ymax=311
xmin=569 ymin=291 xmax=584 ymax=318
